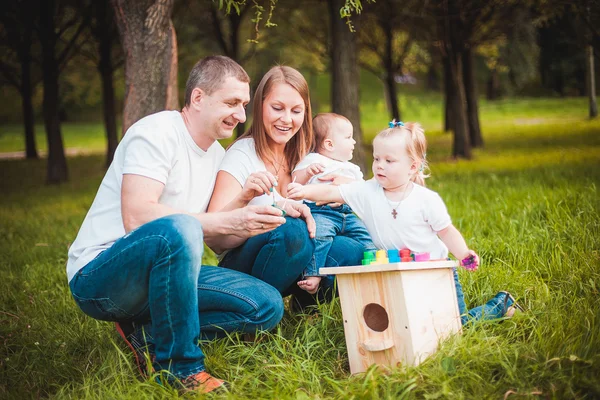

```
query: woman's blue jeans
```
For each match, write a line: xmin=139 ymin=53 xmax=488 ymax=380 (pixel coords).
xmin=219 ymin=216 xmax=364 ymax=297
xmin=454 ymin=269 xmax=514 ymax=325
xmin=69 ymin=214 xmax=284 ymax=379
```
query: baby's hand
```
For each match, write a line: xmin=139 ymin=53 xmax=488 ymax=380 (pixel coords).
xmin=460 ymin=250 xmax=479 ymax=271
xmin=306 ymin=163 xmax=326 ymax=177
xmin=287 ymin=182 xmax=305 ymax=200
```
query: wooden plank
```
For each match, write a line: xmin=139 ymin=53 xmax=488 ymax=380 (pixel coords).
xmin=320 ymin=260 xmax=457 ymax=275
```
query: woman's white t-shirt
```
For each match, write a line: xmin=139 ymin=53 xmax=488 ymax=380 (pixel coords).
xmin=339 ymin=179 xmax=452 ymax=259
xmin=218 ymin=137 xmax=300 ymax=206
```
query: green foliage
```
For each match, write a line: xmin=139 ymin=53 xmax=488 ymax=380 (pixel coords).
xmin=1 ymin=97 xmax=599 ymax=398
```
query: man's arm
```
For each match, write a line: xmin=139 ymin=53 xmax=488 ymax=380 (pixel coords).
xmin=121 ymin=174 xmax=285 ymax=253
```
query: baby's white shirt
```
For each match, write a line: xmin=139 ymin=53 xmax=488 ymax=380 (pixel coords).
xmin=293 ymin=152 xmax=363 ymax=184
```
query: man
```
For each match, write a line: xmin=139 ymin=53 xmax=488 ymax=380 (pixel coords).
xmin=67 ymin=56 xmax=310 ymax=393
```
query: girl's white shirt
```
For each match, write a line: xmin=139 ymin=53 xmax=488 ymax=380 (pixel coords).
xmin=339 ymin=179 xmax=452 ymax=259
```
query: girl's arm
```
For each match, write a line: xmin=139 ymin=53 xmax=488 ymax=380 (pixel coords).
xmin=437 ymin=224 xmax=472 ymax=260
xmin=287 ymin=182 xmax=345 ymax=204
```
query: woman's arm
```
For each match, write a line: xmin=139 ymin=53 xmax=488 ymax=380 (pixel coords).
xmin=287 ymin=182 xmax=345 ymax=204
xmin=208 ymin=170 xmax=277 ymax=212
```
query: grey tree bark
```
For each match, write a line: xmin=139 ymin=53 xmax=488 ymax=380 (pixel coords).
xmin=588 ymin=45 xmax=598 ymax=118
xmin=111 ymin=0 xmax=179 ymax=134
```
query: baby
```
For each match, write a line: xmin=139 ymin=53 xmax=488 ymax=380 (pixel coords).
xmin=292 ymin=113 xmax=374 ymax=293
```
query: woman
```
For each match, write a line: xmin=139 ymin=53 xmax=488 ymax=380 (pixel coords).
xmin=208 ymin=66 xmax=364 ymax=303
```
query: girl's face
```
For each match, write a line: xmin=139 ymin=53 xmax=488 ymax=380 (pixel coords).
xmin=372 ymin=134 xmax=417 ymax=190
xmin=262 ymin=83 xmax=306 ymax=147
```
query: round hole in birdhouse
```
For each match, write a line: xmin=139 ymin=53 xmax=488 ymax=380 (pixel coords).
xmin=363 ymin=303 xmax=389 ymax=332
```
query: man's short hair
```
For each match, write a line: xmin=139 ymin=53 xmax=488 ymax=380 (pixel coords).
xmin=184 ymin=56 xmax=250 ymax=107
xmin=312 ymin=113 xmax=351 ymax=151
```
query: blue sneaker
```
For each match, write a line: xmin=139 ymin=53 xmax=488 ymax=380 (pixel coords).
xmin=115 ymin=322 xmax=155 ymax=378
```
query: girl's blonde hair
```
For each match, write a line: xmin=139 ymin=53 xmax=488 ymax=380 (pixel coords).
xmin=374 ymin=122 xmax=430 ymax=186
xmin=236 ymin=66 xmax=313 ymax=172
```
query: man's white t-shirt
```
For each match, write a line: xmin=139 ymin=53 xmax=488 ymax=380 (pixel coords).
xmin=293 ymin=152 xmax=363 ymax=184
xmin=218 ymin=137 xmax=301 ymax=206
xmin=339 ymin=179 xmax=452 ymax=259
xmin=66 ymin=110 xmax=225 ymax=282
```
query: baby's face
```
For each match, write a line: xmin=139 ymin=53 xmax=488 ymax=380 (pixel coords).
xmin=326 ymin=119 xmax=356 ymax=162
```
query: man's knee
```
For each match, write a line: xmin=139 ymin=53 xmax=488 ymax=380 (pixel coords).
xmin=154 ymin=214 xmax=205 ymax=265
xmin=255 ymin=284 xmax=284 ymax=330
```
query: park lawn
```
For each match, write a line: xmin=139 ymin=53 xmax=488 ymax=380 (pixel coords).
xmin=1 ymin=108 xmax=600 ymax=399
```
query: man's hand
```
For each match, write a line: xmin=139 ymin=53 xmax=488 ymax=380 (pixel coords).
xmin=277 ymin=200 xmax=316 ymax=238
xmin=287 ymin=182 xmax=305 ymax=200
xmin=229 ymin=204 xmax=286 ymax=238
xmin=306 ymin=163 xmax=326 ymax=177
xmin=240 ymin=171 xmax=278 ymax=202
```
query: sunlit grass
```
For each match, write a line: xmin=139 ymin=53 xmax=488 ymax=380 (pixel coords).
xmin=1 ymin=97 xmax=600 ymax=398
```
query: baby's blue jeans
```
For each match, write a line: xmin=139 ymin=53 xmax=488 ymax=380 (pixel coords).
xmin=304 ymin=203 xmax=375 ymax=277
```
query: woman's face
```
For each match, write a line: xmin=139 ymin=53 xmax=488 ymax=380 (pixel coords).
xmin=262 ymin=83 xmax=305 ymax=147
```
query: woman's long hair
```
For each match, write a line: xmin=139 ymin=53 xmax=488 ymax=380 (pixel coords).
xmin=236 ymin=66 xmax=313 ymax=172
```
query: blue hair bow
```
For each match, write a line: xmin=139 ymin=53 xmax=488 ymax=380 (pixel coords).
xmin=388 ymin=120 xmax=405 ymax=128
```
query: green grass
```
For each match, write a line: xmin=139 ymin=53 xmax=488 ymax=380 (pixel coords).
xmin=1 ymin=98 xmax=600 ymax=399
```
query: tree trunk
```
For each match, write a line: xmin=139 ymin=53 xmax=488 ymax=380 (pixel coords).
xmin=329 ymin=0 xmax=365 ymax=171
xmin=111 ymin=0 xmax=179 ymax=134
xmin=486 ymin=68 xmax=500 ymax=100
xmin=446 ymin=51 xmax=471 ymax=159
xmin=98 ymin=47 xmax=118 ymax=168
xmin=443 ymin=54 xmax=453 ymax=133
xmin=588 ymin=45 xmax=598 ymax=118
xmin=383 ymin=21 xmax=400 ymax=121
xmin=462 ymin=48 xmax=483 ymax=148
xmin=39 ymin=0 xmax=68 ymax=184
xmin=20 ymin=43 xmax=38 ymax=159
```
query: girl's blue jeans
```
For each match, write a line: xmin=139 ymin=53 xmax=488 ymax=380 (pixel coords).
xmin=69 ymin=214 xmax=284 ymax=379
xmin=454 ymin=269 xmax=514 ymax=325
xmin=304 ymin=203 xmax=375 ymax=277
xmin=219 ymin=216 xmax=364 ymax=295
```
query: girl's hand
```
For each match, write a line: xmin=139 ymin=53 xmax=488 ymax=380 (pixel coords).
xmin=241 ymin=171 xmax=278 ymax=202
xmin=277 ymin=200 xmax=316 ymax=238
xmin=317 ymin=173 xmax=354 ymax=186
xmin=306 ymin=163 xmax=326 ymax=177
xmin=460 ymin=250 xmax=479 ymax=271
xmin=287 ymin=182 xmax=305 ymax=200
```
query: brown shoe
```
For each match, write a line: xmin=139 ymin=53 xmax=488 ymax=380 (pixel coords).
xmin=180 ymin=371 xmax=228 ymax=393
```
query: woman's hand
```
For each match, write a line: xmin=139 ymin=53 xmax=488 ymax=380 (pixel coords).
xmin=286 ymin=182 xmax=305 ymax=200
xmin=240 ymin=171 xmax=278 ymax=202
xmin=276 ymin=200 xmax=316 ymax=238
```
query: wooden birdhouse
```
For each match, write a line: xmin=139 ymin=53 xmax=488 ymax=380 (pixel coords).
xmin=320 ymin=260 xmax=462 ymax=374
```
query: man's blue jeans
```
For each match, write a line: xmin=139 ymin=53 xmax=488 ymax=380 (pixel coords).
xmin=69 ymin=214 xmax=284 ymax=379
xmin=219 ymin=216 xmax=364 ymax=296
xmin=453 ymin=269 xmax=514 ymax=325
xmin=304 ymin=203 xmax=375 ymax=277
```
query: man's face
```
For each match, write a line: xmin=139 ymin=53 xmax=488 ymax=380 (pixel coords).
xmin=198 ymin=76 xmax=250 ymax=141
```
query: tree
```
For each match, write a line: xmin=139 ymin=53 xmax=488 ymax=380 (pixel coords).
xmin=358 ymin=0 xmax=425 ymax=121
xmin=111 ymin=0 xmax=179 ymax=134
xmin=37 ymin=0 xmax=89 ymax=183
xmin=86 ymin=0 xmax=123 ymax=166
xmin=0 ymin=0 xmax=40 ymax=159
xmin=329 ymin=0 xmax=366 ymax=171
